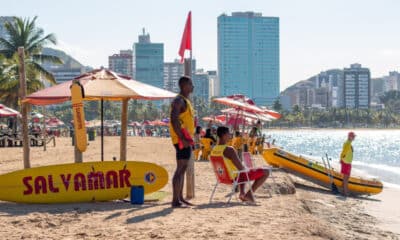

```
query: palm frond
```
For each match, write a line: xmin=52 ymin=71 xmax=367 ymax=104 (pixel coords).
xmin=26 ymin=60 xmax=56 ymax=84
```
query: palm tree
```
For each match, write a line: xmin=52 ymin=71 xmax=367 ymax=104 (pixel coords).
xmin=0 ymin=16 xmax=62 ymax=108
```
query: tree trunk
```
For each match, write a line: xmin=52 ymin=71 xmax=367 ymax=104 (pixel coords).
xmin=18 ymin=47 xmax=30 ymax=169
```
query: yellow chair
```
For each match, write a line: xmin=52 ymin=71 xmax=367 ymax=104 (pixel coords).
xmin=200 ymin=138 xmax=213 ymax=160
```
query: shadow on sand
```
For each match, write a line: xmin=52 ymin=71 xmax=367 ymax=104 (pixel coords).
xmin=0 ymin=200 xmax=158 ymax=217
xmin=294 ymin=182 xmax=381 ymax=202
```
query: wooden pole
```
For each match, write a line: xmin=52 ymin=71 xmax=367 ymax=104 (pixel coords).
xmin=18 ymin=47 xmax=30 ymax=169
xmin=42 ymin=106 xmax=47 ymax=151
xmin=120 ymin=99 xmax=128 ymax=161
xmin=74 ymin=143 xmax=82 ymax=163
xmin=184 ymin=57 xmax=195 ymax=199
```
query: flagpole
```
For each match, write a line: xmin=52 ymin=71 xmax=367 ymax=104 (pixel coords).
xmin=186 ymin=11 xmax=195 ymax=200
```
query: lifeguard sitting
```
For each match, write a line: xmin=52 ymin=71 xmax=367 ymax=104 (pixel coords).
xmin=211 ymin=126 xmax=269 ymax=202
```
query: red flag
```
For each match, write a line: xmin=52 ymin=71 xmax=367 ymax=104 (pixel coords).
xmin=178 ymin=11 xmax=192 ymax=63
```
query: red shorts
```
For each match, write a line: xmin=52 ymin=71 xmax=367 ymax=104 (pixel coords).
xmin=341 ymin=161 xmax=352 ymax=176
xmin=237 ymin=169 xmax=265 ymax=182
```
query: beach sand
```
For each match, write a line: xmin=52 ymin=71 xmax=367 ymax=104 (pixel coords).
xmin=0 ymin=137 xmax=398 ymax=240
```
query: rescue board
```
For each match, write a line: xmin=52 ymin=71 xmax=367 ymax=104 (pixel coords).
xmin=0 ymin=161 xmax=168 ymax=203
xmin=71 ymin=81 xmax=87 ymax=152
xmin=263 ymin=147 xmax=383 ymax=195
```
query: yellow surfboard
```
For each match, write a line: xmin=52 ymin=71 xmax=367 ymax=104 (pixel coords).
xmin=71 ymin=81 xmax=87 ymax=152
xmin=0 ymin=161 xmax=168 ymax=203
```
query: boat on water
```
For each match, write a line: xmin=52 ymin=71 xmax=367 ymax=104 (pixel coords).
xmin=263 ymin=147 xmax=383 ymax=195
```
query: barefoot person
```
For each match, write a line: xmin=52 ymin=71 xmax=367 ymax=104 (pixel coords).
xmin=169 ymin=76 xmax=195 ymax=207
xmin=340 ymin=131 xmax=356 ymax=196
xmin=211 ymin=126 xmax=269 ymax=202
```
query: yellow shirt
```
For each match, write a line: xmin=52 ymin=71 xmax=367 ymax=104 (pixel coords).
xmin=232 ymin=136 xmax=243 ymax=150
xmin=211 ymin=144 xmax=238 ymax=179
xmin=340 ymin=140 xmax=353 ymax=164
xmin=169 ymin=95 xmax=195 ymax=144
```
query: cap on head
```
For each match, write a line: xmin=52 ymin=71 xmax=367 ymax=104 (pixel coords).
xmin=348 ymin=131 xmax=356 ymax=137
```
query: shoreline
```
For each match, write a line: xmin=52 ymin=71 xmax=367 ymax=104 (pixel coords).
xmin=364 ymin=185 xmax=400 ymax=235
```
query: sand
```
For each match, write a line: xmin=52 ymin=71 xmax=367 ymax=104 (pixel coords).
xmin=0 ymin=136 xmax=398 ymax=240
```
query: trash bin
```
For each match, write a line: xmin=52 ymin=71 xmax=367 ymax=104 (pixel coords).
xmin=130 ymin=185 xmax=144 ymax=205
xmin=88 ymin=129 xmax=95 ymax=141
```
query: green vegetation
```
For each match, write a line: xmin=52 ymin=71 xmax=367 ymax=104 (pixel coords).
xmin=0 ymin=16 xmax=62 ymax=108
xmin=269 ymin=92 xmax=400 ymax=128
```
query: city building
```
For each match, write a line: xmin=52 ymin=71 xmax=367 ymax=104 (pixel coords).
xmin=207 ymin=70 xmax=219 ymax=97
xmin=193 ymin=69 xmax=210 ymax=102
xmin=164 ymin=60 xmax=184 ymax=93
xmin=343 ymin=63 xmax=371 ymax=109
xmin=371 ymin=78 xmax=384 ymax=103
xmin=133 ymin=29 xmax=164 ymax=89
xmin=218 ymin=12 xmax=280 ymax=106
xmin=50 ymin=67 xmax=86 ymax=85
xmin=383 ymin=71 xmax=399 ymax=92
xmin=315 ymin=69 xmax=343 ymax=107
xmin=108 ymin=50 xmax=133 ymax=77
xmin=0 ymin=16 xmax=14 ymax=39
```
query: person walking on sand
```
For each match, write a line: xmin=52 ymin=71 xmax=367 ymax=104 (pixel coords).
xmin=169 ymin=76 xmax=195 ymax=208
xmin=211 ymin=126 xmax=269 ymax=202
xmin=340 ymin=131 xmax=356 ymax=196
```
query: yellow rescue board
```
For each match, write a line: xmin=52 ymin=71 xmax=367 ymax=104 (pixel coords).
xmin=0 ymin=161 xmax=168 ymax=203
xmin=71 ymin=81 xmax=87 ymax=152
xmin=263 ymin=147 xmax=383 ymax=195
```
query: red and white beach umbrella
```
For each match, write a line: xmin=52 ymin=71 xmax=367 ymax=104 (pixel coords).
xmin=0 ymin=104 xmax=20 ymax=117
xmin=213 ymin=95 xmax=265 ymax=114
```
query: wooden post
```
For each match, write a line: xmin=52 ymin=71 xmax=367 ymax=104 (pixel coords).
xmin=184 ymin=58 xmax=195 ymax=199
xmin=120 ymin=99 xmax=128 ymax=161
xmin=74 ymin=143 xmax=82 ymax=163
xmin=42 ymin=106 xmax=47 ymax=151
xmin=18 ymin=47 xmax=30 ymax=169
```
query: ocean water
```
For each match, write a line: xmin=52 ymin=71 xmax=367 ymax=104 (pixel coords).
xmin=264 ymin=129 xmax=400 ymax=187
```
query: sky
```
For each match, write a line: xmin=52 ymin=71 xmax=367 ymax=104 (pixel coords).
xmin=1 ymin=0 xmax=400 ymax=90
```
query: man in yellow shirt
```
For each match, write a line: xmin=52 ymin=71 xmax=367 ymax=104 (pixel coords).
xmin=340 ymin=131 xmax=356 ymax=196
xmin=169 ymin=76 xmax=195 ymax=207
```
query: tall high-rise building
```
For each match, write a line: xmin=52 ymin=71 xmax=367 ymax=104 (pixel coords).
xmin=164 ymin=60 xmax=184 ymax=93
xmin=218 ymin=12 xmax=280 ymax=106
xmin=133 ymin=29 xmax=164 ymax=88
xmin=108 ymin=50 xmax=133 ymax=77
xmin=193 ymin=70 xmax=210 ymax=102
xmin=343 ymin=63 xmax=371 ymax=109
xmin=0 ymin=16 xmax=14 ymax=39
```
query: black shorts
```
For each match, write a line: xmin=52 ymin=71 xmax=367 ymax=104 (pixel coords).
xmin=174 ymin=144 xmax=192 ymax=160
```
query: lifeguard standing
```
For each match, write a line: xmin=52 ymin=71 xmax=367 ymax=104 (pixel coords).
xmin=340 ymin=131 xmax=356 ymax=196
xmin=169 ymin=76 xmax=195 ymax=207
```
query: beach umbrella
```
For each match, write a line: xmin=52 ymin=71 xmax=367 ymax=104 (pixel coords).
xmin=202 ymin=115 xmax=225 ymax=125
xmin=221 ymin=108 xmax=273 ymax=122
xmin=151 ymin=120 xmax=168 ymax=127
xmin=46 ymin=117 xmax=65 ymax=127
xmin=128 ymin=121 xmax=141 ymax=127
xmin=25 ymin=68 xmax=176 ymax=161
xmin=213 ymin=94 xmax=265 ymax=114
xmin=0 ymin=104 xmax=20 ymax=117
xmin=213 ymin=95 xmax=266 ymax=130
